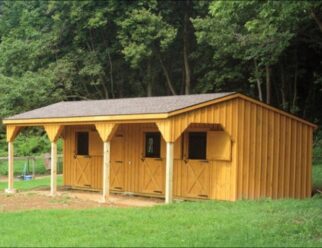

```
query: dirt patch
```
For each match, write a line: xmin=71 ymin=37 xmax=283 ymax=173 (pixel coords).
xmin=0 ymin=189 xmax=163 ymax=212
xmin=0 ymin=192 xmax=104 ymax=212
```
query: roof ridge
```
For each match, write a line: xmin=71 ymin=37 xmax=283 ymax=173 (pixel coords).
xmin=60 ymin=92 xmax=236 ymax=103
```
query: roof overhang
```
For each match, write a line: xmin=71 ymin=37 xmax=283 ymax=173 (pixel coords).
xmin=2 ymin=93 xmax=317 ymax=129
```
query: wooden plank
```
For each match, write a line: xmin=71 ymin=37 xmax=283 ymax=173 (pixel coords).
xmin=165 ymin=142 xmax=174 ymax=203
xmin=5 ymin=142 xmax=15 ymax=193
xmin=255 ymin=105 xmax=262 ymax=198
xmin=272 ymin=113 xmax=280 ymax=198
xmin=302 ymin=125 xmax=308 ymax=197
xmin=102 ymin=141 xmax=111 ymax=202
xmin=44 ymin=124 xmax=63 ymax=142
xmin=244 ymin=101 xmax=251 ymax=199
xmin=50 ymin=141 xmax=57 ymax=196
xmin=278 ymin=115 xmax=285 ymax=198
xmin=237 ymin=99 xmax=245 ymax=199
xmin=290 ymin=121 xmax=297 ymax=198
xmin=296 ymin=124 xmax=302 ymax=198
xmin=249 ymin=103 xmax=257 ymax=199
xmin=267 ymin=110 xmax=274 ymax=198
xmin=307 ymin=128 xmax=313 ymax=197
xmin=284 ymin=119 xmax=291 ymax=197
xmin=6 ymin=125 xmax=21 ymax=142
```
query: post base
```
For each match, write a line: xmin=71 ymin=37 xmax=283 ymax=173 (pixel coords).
xmin=98 ymin=196 xmax=109 ymax=204
xmin=5 ymin=188 xmax=16 ymax=194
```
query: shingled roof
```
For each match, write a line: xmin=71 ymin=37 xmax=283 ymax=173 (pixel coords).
xmin=5 ymin=92 xmax=236 ymax=120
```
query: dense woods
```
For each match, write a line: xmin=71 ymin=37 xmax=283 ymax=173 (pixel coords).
xmin=0 ymin=0 xmax=322 ymax=130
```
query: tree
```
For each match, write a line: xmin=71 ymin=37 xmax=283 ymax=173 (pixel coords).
xmin=117 ymin=6 xmax=177 ymax=96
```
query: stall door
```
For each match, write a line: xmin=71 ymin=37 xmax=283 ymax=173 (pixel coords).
xmin=110 ymin=134 xmax=125 ymax=191
xmin=142 ymin=132 xmax=165 ymax=195
xmin=182 ymin=132 xmax=210 ymax=198
xmin=74 ymin=131 xmax=92 ymax=188
xmin=183 ymin=160 xmax=210 ymax=198
xmin=73 ymin=129 xmax=103 ymax=189
xmin=142 ymin=158 xmax=165 ymax=194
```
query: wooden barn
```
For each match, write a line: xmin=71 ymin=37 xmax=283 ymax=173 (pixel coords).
xmin=3 ymin=93 xmax=317 ymax=203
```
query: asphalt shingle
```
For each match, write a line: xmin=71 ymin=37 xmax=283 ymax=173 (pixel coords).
xmin=5 ymin=92 xmax=235 ymax=120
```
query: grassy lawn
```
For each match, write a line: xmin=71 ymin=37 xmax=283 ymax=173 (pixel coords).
xmin=0 ymin=158 xmax=63 ymax=176
xmin=0 ymin=167 xmax=320 ymax=246
xmin=0 ymin=176 xmax=63 ymax=191
xmin=0 ymin=198 xmax=321 ymax=247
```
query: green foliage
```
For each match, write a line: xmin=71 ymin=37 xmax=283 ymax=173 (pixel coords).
xmin=313 ymin=165 xmax=322 ymax=190
xmin=0 ymin=0 xmax=321 ymax=144
xmin=117 ymin=8 xmax=177 ymax=67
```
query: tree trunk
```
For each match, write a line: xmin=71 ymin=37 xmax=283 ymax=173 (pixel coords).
xmin=280 ymin=63 xmax=287 ymax=110
xmin=183 ymin=0 xmax=191 ymax=95
xmin=254 ymin=60 xmax=263 ymax=102
xmin=265 ymin=65 xmax=271 ymax=104
xmin=147 ymin=60 xmax=152 ymax=97
xmin=107 ymin=50 xmax=115 ymax=98
xmin=159 ymin=55 xmax=176 ymax=95
xmin=311 ymin=10 xmax=322 ymax=33
xmin=291 ymin=61 xmax=298 ymax=114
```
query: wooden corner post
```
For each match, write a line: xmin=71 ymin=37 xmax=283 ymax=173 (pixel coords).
xmin=5 ymin=125 xmax=21 ymax=194
xmin=44 ymin=124 xmax=63 ymax=196
xmin=95 ymin=123 xmax=118 ymax=203
xmin=156 ymin=120 xmax=188 ymax=204
xmin=165 ymin=142 xmax=174 ymax=204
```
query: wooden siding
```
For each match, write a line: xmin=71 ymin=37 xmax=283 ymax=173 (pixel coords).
xmin=169 ymin=99 xmax=239 ymax=201
xmin=62 ymin=96 xmax=314 ymax=201
xmin=63 ymin=98 xmax=239 ymax=201
xmin=236 ymin=98 xmax=313 ymax=199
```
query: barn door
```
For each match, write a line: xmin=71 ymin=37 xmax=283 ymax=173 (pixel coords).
xmin=74 ymin=131 xmax=92 ymax=188
xmin=183 ymin=160 xmax=210 ymax=198
xmin=142 ymin=158 xmax=165 ymax=194
xmin=141 ymin=132 xmax=165 ymax=195
xmin=182 ymin=132 xmax=210 ymax=198
xmin=74 ymin=156 xmax=91 ymax=187
xmin=110 ymin=134 xmax=125 ymax=191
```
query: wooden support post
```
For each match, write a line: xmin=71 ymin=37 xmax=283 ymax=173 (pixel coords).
xmin=5 ymin=142 xmax=16 ymax=194
xmin=44 ymin=124 xmax=63 ymax=197
xmin=50 ymin=141 xmax=57 ymax=196
xmin=5 ymin=125 xmax=21 ymax=194
xmin=102 ymin=141 xmax=111 ymax=202
xmin=165 ymin=142 xmax=174 ymax=204
xmin=95 ymin=122 xmax=118 ymax=203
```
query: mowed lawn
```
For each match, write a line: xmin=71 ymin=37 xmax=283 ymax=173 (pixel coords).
xmin=0 ymin=168 xmax=321 ymax=247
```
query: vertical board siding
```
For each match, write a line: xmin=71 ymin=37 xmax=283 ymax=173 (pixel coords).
xmin=63 ymin=99 xmax=239 ymax=201
xmin=236 ymin=99 xmax=313 ymax=199
xmin=168 ymin=99 xmax=239 ymax=201
xmin=62 ymin=97 xmax=313 ymax=201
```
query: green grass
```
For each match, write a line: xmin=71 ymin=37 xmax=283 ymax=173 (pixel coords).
xmin=0 ymin=166 xmax=320 ymax=247
xmin=0 ymin=158 xmax=63 ymax=176
xmin=0 ymin=198 xmax=321 ymax=247
xmin=0 ymin=176 xmax=63 ymax=191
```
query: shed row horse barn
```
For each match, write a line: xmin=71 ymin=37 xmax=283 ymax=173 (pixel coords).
xmin=3 ymin=93 xmax=316 ymax=203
